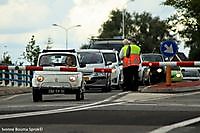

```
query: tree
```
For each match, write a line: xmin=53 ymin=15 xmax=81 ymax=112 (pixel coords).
xmin=163 ymin=0 xmax=200 ymax=60
xmin=130 ymin=12 xmax=172 ymax=53
xmin=1 ymin=52 xmax=12 ymax=65
xmin=98 ymin=9 xmax=133 ymax=38
xmin=98 ymin=10 xmax=173 ymax=53
xmin=23 ymin=35 xmax=41 ymax=65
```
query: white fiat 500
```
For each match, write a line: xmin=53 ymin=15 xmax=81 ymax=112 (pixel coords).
xmin=32 ymin=50 xmax=85 ymax=102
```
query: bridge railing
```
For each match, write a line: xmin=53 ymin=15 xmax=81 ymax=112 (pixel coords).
xmin=0 ymin=69 xmax=33 ymax=87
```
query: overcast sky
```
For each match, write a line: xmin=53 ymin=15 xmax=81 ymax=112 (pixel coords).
xmin=0 ymin=0 xmax=187 ymax=64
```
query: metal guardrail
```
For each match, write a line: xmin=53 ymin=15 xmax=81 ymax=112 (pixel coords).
xmin=0 ymin=70 xmax=32 ymax=87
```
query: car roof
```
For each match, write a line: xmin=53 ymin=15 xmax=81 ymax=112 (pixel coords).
xmin=77 ymin=49 xmax=101 ymax=53
xmin=39 ymin=51 xmax=77 ymax=56
xmin=99 ymin=49 xmax=118 ymax=53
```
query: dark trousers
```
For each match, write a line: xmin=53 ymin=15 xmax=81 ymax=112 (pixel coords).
xmin=123 ymin=66 xmax=139 ymax=91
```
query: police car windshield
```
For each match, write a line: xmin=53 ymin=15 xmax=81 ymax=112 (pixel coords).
xmin=78 ymin=52 xmax=103 ymax=64
xmin=39 ymin=54 xmax=76 ymax=67
xmin=142 ymin=54 xmax=163 ymax=62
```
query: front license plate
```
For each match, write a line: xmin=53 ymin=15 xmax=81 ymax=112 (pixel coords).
xmin=48 ymin=89 xmax=64 ymax=94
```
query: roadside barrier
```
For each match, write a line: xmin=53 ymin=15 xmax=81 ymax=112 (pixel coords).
xmin=142 ymin=61 xmax=200 ymax=86
xmin=0 ymin=66 xmax=113 ymax=73
xmin=142 ymin=61 xmax=200 ymax=67
xmin=0 ymin=65 xmax=113 ymax=87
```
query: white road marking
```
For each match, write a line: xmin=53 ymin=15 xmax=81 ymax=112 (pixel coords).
xmin=0 ymin=101 xmax=125 ymax=120
xmin=0 ymin=91 xmax=127 ymax=120
xmin=1 ymin=93 xmax=30 ymax=101
xmin=150 ymin=116 xmax=200 ymax=133
xmin=114 ymin=92 xmax=175 ymax=102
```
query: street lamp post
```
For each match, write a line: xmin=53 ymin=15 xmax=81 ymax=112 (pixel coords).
xmin=52 ymin=24 xmax=81 ymax=49
xmin=122 ymin=0 xmax=134 ymax=39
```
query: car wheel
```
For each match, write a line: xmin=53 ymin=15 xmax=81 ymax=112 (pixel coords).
xmin=102 ymin=78 xmax=111 ymax=92
xmin=142 ymin=72 xmax=150 ymax=86
xmin=32 ymin=88 xmax=42 ymax=102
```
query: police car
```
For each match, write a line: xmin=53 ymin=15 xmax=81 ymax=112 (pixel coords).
xmin=77 ymin=49 xmax=112 ymax=92
xmin=32 ymin=50 xmax=85 ymax=102
xmin=100 ymin=50 xmax=123 ymax=89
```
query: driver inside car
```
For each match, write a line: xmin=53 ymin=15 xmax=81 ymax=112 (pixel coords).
xmin=65 ymin=56 xmax=75 ymax=67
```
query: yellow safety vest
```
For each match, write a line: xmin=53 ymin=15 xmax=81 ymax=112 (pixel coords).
xmin=122 ymin=44 xmax=141 ymax=68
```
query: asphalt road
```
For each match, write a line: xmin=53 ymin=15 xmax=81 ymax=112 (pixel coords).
xmin=0 ymin=88 xmax=200 ymax=133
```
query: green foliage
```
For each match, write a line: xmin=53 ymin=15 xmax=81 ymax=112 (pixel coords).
xmin=98 ymin=10 xmax=173 ymax=53
xmin=130 ymin=12 xmax=172 ymax=53
xmin=23 ymin=35 xmax=41 ymax=65
xmin=98 ymin=9 xmax=133 ymax=38
xmin=1 ymin=52 xmax=12 ymax=65
xmin=163 ymin=0 xmax=200 ymax=60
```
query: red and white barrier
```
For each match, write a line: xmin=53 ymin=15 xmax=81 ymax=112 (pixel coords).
xmin=0 ymin=66 xmax=113 ymax=73
xmin=142 ymin=61 xmax=200 ymax=67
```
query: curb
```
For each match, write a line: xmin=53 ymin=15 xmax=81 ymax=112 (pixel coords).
xmin=140 ymin=85 xmax=200 ymax=93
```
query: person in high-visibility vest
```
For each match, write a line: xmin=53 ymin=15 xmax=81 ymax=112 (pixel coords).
xmin=119 ymin=38 xmax=141 ymax=91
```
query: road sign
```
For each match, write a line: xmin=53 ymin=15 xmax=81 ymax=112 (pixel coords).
xmin=160 ymin=40 xmax=178 ymax=57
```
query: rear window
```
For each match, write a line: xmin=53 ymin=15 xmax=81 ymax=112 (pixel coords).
xmin=39 ymin=54 xmax=76 ymax=67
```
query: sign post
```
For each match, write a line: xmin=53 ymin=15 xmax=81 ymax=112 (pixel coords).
xmin=160 ymin=40 xmax=178 ymax=86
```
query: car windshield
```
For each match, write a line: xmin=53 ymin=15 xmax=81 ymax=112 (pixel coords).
xmin=103 ymin=53 xmax=117 ymax=63
xmin=78 ymin=52 xmax=103 ymax=64
xmin=142 ymin=54 xmax=164 ymax=62
xmin=39 ymin=54 xmax=76 ymax=67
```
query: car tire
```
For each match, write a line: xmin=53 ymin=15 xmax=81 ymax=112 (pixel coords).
xmin=32 ymin=88 xmax=42 ymax=102
xmin=142 ymin=72 xmax=150 ymax=86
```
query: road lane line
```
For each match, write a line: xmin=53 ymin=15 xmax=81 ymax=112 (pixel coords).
xmin=0 ymin=92 xmax=127 ymax=120
xmin=150 ymin=116 xmax=200 ymax=133
xmin=0 ymin=101 xmax=125 ymax=120
xmin=1 ymin=93 xmax=30 ymax=101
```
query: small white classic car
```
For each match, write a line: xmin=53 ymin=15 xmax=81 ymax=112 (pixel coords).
xmin=32 ymin=50 xmax=85 ymax=102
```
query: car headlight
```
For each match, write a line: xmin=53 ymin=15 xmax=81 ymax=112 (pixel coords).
xmin=157 ymin=68 xmax=162 ymax=73
xmin=69 ymin=76 xmax=77 ymax=82
xmin=37 ymin=76 xmax=44 ymax=82
xmin=176 ymin=73 xmax=181 ymax=78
